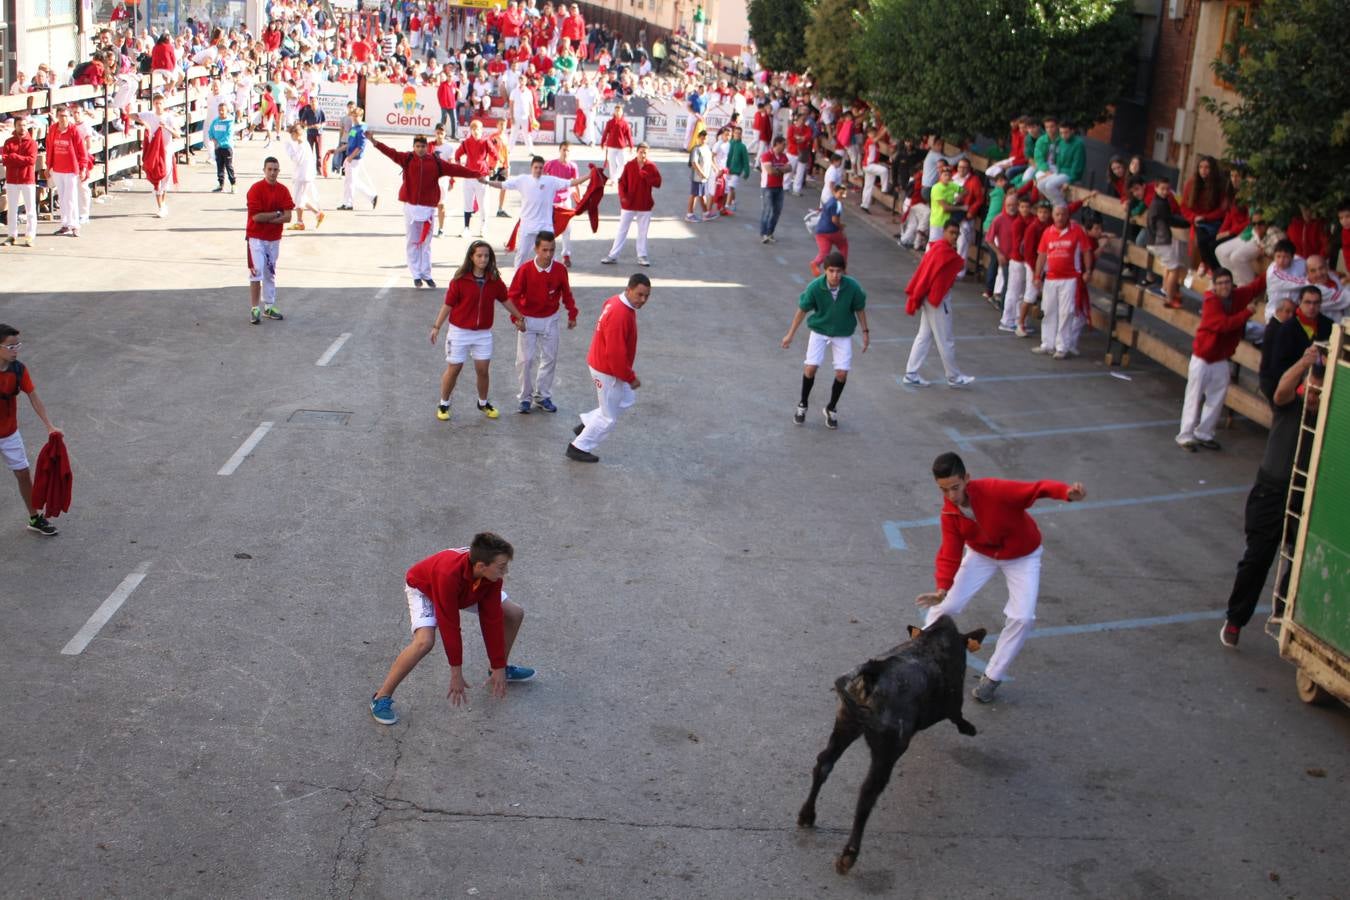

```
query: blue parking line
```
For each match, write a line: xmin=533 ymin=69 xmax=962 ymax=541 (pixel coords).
xmin=883 ymin=485 xmax=1249 ymax=550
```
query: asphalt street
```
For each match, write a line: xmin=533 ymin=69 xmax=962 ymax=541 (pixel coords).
xmin=1 ymin=136 xmax=1346 ymax=899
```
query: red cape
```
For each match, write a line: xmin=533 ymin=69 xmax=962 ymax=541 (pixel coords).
xmin=31 ymin=432 xmax=72 ymax=518
xmin=142 ymin=125 xmax=177 ymax=187
xmin=504 ymin=166 xmax=608 ymax=252
xmin=572 ymin=108 xmax=587 ymax=140
xmin=904 ymin=240 xmax=965 ymax=315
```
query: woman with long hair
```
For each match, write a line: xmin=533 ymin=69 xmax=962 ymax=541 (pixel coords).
xmin=1180 ymin=155 xmax=1228 ymax=275
xmin=428 ymin=241 xmax=526 ymax=422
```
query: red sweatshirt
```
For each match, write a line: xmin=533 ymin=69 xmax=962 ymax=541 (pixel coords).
xmin=934 ymin=479 xmax=1072 ymax=590
xmin=587 ymin=294 xmax=638 ymax=382
xmin=1192 ymin=273 xmax=1265 ymax=362
xmin=405 ymin=548 xmax=506 ymax=670
xmin=454 ymin=136 xmax=493 ymax=175
xmin=45 ymin=124 xmax=91 ymax=175
xmin=151 ymin=42 xmax=176 ymax=70
xmin=1008 ymin=128 xmax=1026 ymax=166
xmin=617 ymin=158 xmax=661 ymax=211
xmin=370 ymin=138 xmax=475 ymax=206
xmin=443 ymin=272 xmax=510 ymax=331
xmin=2 ymin=133 xmax=38 ymax=184
xmin=1008 ymin=213 xmax=1032 ymax=263
xmin=600 ymin=117 xmax=633 ymax=149
xmin=1021 ymin=217 xmax=1050 ymax=267
xmin=508 ymin=259 xmax=577 ymax=321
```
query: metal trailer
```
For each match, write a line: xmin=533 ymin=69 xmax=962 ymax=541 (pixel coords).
xmin=1271 ymin=323 xmax=1350 ymax=707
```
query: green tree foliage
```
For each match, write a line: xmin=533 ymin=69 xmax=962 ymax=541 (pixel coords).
xmin=857 ymin=0 xmax=1133 ymax=140
xmin=805 ymin=0 xmax=868 ymax=102
xmin=747 ymin=0 xmax=812 ymax=73
xmin=1208 ymin=0 xmax=1350 ymax=220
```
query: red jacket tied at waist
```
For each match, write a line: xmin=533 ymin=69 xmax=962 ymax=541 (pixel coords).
xmin=371 ymin=138 xmax=476 ymax=207
xmin=934 ymin=479 xmax=1071 ymax=590
xmin=905 ymin=240 xmax=964 ymax=315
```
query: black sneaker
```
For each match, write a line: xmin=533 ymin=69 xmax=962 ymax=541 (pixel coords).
xmin=414 ymin=278 xmax=424 ymax=288
xmin=1219 ymin=622 xmax=1240 ymax=648
xmin=250 ymin=306 xmax=262 ymax=325
xmin=573 ymin=423 xmax=584 ymax=436
xmin=262 ymin=306 xmax=284 ymax=320
xmin=372 ymin=195 xmax=379 ymax=210
xmin=27 ymin=514 xmax=58 ymax=536
xmin=793 ymin=402 xmax=807 ymax=425
xmin=424 ymin=278 xmax=436 ymax=289
xmin=565 ymin=443 xmax=599 ymax=462
xmin=1197 ymin=438 xmax=1222 ymax=451
xmin=1179 ymin=441 xmax=1198 ymax=453
xmin=823 ymin=407 xmax=838 ymax=430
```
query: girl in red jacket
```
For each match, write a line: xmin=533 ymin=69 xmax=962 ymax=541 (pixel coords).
xmin=428 ymin=241 xmax=525 ymax=422
xmin=1180 ymin=155 xmax=1229 ymax=276
xmin=916 ymin=452 xmax=1086 ymax=703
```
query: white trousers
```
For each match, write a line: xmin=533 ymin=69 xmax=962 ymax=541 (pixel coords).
xmin=509 ymin=118 xmax=534 ymax=152
xmin=790 ymin=157 xmax=808 ymax=193
xmin=900 ymin=204 xmax=929 ymax=246
xmin=905 ymin=295 xmax=964 ymax=380
xmin=462 ymin=179 xmax=487 ymax=234
xmin=1039 ymin=173 xmax=1070 ymax=207
xmin=514 ymin=228 xmax=544 ymax=269
xmin=1004 ymin=261 xmax=1030 ymax=328
xmin=51 ymin=172 xmax=80 ymax=229
xmin=554 ymin=217 xmax=573 ymax=258
xmin=5 ymin=185 xmax=37 ymax=238
xmin=404 ymin=204 xmax=435 ymax=279
xmin=607 ymin=208 xmax=652 ymax=259
xmin=605 ymin=147 xmax=630 ymax=178
xmin=1177 ymin=354 xmax=1230 ymax=443
xmin=247 ymin=237 xmax=281 ymax=305
xmin=860 ymin=162 xmax=889 ymax=208
xmin=957 ymin=219 xmax=975 ymax=262
xmin=1064 ymin=309 xmax=1087 ymax=354
xmin=1040 ymin=277 xmax=1077 ymax=353
xmin=516 ymin=311 xmax=561 ymax=401
xmin=342 ymin=156 xmax=376 ymax=207
xmin=1215 ymin=236 xmax=1262 ymax=285
xmin=924 ymin=546 xmax=1042 ymax=682
xmin=574 ymin=366 xmax=636 ymax=452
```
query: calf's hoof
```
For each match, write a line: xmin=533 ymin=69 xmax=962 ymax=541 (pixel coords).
xmin=834 ymin=849 xmax=857 ymax=875
xmin=796 ymin=808 xmax=816 ymax=829
xmin=956 ymin=718 xmax=977 ymax=736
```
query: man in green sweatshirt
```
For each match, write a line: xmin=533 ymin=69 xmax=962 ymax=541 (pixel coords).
xmin=1040 ymin=121 xmax=1084 ymax=206
xmin=725 ymin=125 xmax=752 ymax=213
xmin=780 ymin=251 xmax=869 ymax=430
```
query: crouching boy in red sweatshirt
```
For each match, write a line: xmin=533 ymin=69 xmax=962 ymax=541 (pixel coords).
xmin=370 ymin=532 xmax=534 ymax=725
xmin=915 ymin=452 xmax=1086 ymax=703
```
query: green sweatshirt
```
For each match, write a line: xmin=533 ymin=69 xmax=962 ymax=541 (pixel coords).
xmin=983 ymin=184 xmax=1007 ymax=231
xmin=1032 ymin=132 xmax=1052 ymax=172
xmin=726 ymin=139 xmax=751 ymax=179
xmin=1054 ymin=134 xmax=1085 ymax=185
xmin=799 ymin=275 xmax=867 ymax=337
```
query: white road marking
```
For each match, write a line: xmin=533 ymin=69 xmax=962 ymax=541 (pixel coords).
xmin=315 ymin=333 xmax=352 ymax=367
xmin=374 ymin=273 xmax=398 ymax=299
xmin=774 ymin=255 xmax=787 ymax=266
xmin=789 ymin=273 xmax=806 ymax=285
xmin=218 ymin=422 xmax=274 ymax=476
xmin=61 ymin=562 xmax=152 ymax=655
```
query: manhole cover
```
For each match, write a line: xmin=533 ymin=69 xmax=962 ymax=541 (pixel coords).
xmin=287 ymin=409 xmax=353 ymax=426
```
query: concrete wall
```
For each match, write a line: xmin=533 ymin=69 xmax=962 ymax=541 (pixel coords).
xmin=1174 ymin=0 xmax=1243 ymax=178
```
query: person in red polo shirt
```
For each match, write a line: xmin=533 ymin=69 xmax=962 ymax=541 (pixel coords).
xmin=916 ymin=452 xmax=1086 ymax=703
xmin=600 ymin=104 xmax=634 ymax=181
xmin=369 ymin=532 xmax=535 ymax=726
xmin=508 ymin=230 xmax=577 ymax=414
xmin=1033 ymin=203 xmax=1096 ymax=358
xmin=245 ymin=156 xmax=295 ymax=325
xmin=567 ymin=273 xmax=652 ymax=463
xmin=1175 ymin=267 xmax=1266 ymax=451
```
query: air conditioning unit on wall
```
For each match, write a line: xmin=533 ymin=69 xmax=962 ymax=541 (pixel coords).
xmin=1169 ymin=0 xmax=1185 ymax=20
xmin=1173 ymin=107 xmax=1196 ymax=145
xmin=1153 ymin=128 xmax=1172 ymax=163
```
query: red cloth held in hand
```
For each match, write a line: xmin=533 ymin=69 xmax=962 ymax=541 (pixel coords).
xmin=31 ymin=432 xmax=72 ymax=518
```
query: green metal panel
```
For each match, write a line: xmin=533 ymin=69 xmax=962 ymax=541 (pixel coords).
xmin=1293 ymin=358 xmax=1350 ymax=657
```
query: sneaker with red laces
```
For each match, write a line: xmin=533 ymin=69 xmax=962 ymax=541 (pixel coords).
xmin=810 ymin=262 xmax=821 ymax=277
xmin=563 ymin=254 xmax=572 ymax=268
xmin=1219 ymin=622 xmax=1240 ymax=648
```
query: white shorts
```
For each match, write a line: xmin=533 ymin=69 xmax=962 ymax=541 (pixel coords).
xmin=445 ymin=326 xmax=493 ymax=363
xmin=804 ymin=330 xmax=854 ymax=372
xmin=1149 ymin=241 xmax=1184 ymax=271
xmin=405 ymin=584 xmax=513 ymax=632
xmin=0 ymin=430 xmax=28 ymax=471
xmin=727 ymin=174 xmax=741 ymax=190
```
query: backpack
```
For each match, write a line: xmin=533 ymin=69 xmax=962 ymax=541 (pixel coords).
xmin=137 ymin=52 xmax=152 ymax=74
xmin=1 ymin=361 xmax=26 ymax=425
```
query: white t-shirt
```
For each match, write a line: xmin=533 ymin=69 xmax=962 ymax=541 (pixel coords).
xmin=509 ymin=85 xmax=533 ymax=122
xmin=505 ymin=173 xmax=571 ymax=230
xmin=820 ymin=164 xmax=844 ymax=205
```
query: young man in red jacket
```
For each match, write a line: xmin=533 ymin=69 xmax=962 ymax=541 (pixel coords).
xmin=0 ymin=323 xmax=62 ymax=535
xmin=601 ymin=142 xmax=661 ymax=266
xmin=509 ymin=231 xmax=577 ymax=414
xmin=2 ymin=117 xmax=38 ymax=246
xmin=370 ymin=132 xmax=479 ymax=289
xmin=916 ymin=452 xmax=1086 ymax=703
xmin=454 ymin=119 xmax=495 ymax=237
xmin=1176 ymin=267 xmax=1265 ymax=451
xmin=369 ymin=532 xmax=534 ymax=726
xmin=600 ymin=105 xmax=634 ymax=182
xmin=567 ymin=273 xmax=651 ymax=463
xmin=46 ymin=105 xmax=92 ymax=237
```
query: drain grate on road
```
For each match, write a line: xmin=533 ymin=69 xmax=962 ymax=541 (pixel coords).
xmin=287 ymin=409 xmax=353 ymax=426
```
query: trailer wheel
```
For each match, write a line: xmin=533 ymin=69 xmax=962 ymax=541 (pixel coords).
xmin=1296 ymin=670 xmax=1334 ymax=706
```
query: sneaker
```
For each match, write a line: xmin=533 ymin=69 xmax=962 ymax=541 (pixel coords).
xmin=1179 ymin=440 xmax=1199 ymax=452
xmin=1197 ymin=438 xmax=1222 ymax=451
xmin=27 ymin=514 xmax=58 ymax=536
xmin=1146 ymin=284 xmax=1166 ymax=298
xmin=288 ymin=222 xmax=305 ymax=230
xmin=1052 ymin=351 xmax=1069 ymax=360
xmin=372 ymin=195 xmax=379 ymax=210
xmin=810 ymin=262 xmax=821 ymax=278
xmin=18 ymin=237 xmax=32 ymax=247
xmin=702 ymin=211 xmax=718 ymax=221
xmin=229 ymin=183 xmax=237 ymax=194
xmin=424 ymin=278 xmax=436 ymax=289
xmin=573 ymin=423 xmax=584 ymax=436
xmin=435 ymin=228 xmax=444 ymax=238
xmin=1164 ymin=297 xmax=1184 ymax=309
xmin=212 ymin=185 xmax=224 ymax=193
xmin=496 ymin=209 xmax=511 ymax=218
xmin=478 ymin=401 xmax=500 ymax=419
xmin=637 ymin=257 xmax=651 ymax=267
xmin=336 ymin=205 xmax=353 ymax=211
xmin=901 ymin=374 xmax=928 ymax=386
xmin=370 ymin=694 xmax=398 ymax=725
xmin=972 ymin=675 xmax=1001 ymax=703
xmin=685 ymin=213 xmax=699 ymax=223
xmin=566 ymin=442 xmax=599 ymax=462
xmin=563 ymin=254 xmax=572 ymax=268
xmin=767 ymin=235 xmax=777 ymax=244
xmin=793 ymin=402 xmax=807 ymax=425
xmin=55 ymin=227 xmax=70 ymax=236
xmin=760 ymin=235 xmax=770 ymax=244
xmin=823 ymin=407 xmax=838 ymax=430
xmin=519 ymin=399 xmax=532 ymax=414
xmin=414 ymin=278 xmax=425 ymax=288
xmin=158 ymin=205 xmax=168 ymax=218
xmin=263 ymin=306 xmax=284 ymax=320
xmin=599 ymin=256 xmax=617 ymax=265
xmin=436 ymin=403 xmax=451 ymax=421
xmin=536 ymin=397 xmax=557 ymax=413
xmin=997 ymin=323 xmax=1017 ymax=333
xmin=947 ymin=374 xmax=976 ymax=387
xmin=250 ymin=307 xmax=262 ymax=325
xmin=1031 ymin=346 xmax=1051 ymax=355
xmin=315 ymin=212 xmax=324 ymax=228
xmin=504 ymin=664 xmax=536 ymax=682
xmin=1219 ymin=622 xmax=1240 ymax=648
xmin=0 ymin=237 xmax=12 ymax=246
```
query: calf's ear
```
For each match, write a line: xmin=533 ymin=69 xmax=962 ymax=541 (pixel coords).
xmin=907 ymin=624 xmax=923 ymax=639
xmin=964 ymin=628 xmax=988 ymax=652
